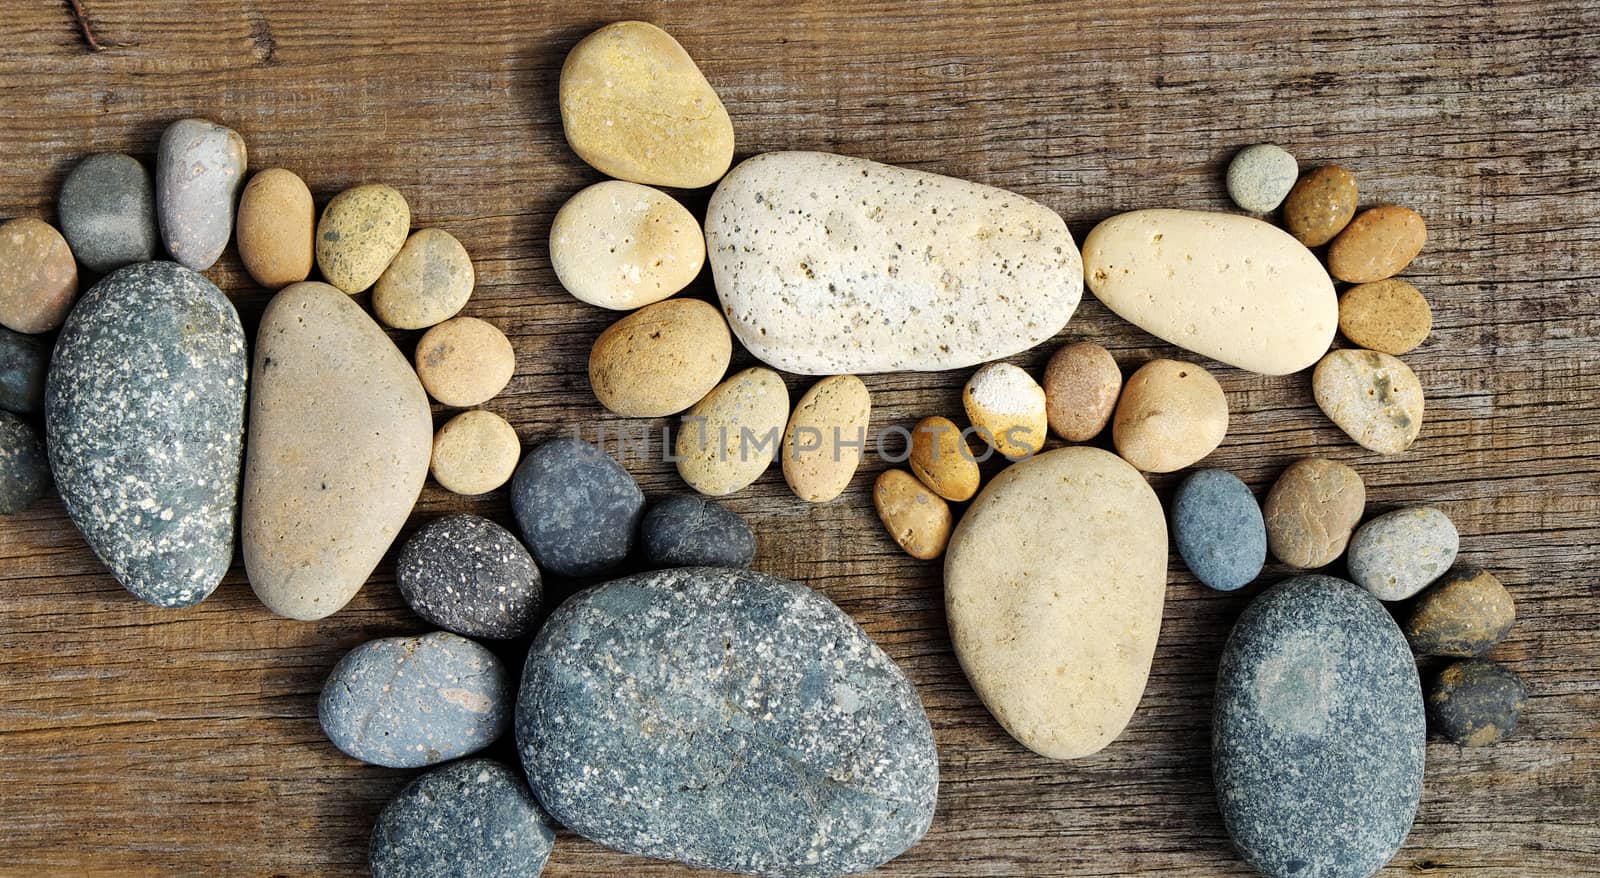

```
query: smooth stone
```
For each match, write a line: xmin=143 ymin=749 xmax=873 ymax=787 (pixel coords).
xmin=1404 ymin=567 xmax=1516 ymax=657
xmin=676 ymin=367 xmax=789 ymax=496
xmin=517 ymin=567 xmax=939 ymax=877
xmin=0 ymin=326 xmax=48 ymax=414
xmin=415 ymin=317 xmax=516 ymax=408
xmin=946 ymin=447 xmax=1166 ymax=759
xmin=397 ymin=514 xmax=542 ymax=640
xmin=963 ymin=362 xmax=1047 ymax=459
xmin=1313 ymin=349 xmax=1425 ymax=454
xmin=0 ymin=218 xmax=78 ymax=334
xmin=551 ymin=180 xmax=705 ymax=310
xmin=431 ymin=410 xmax=521 ymax=496
xmin=1339 ymin=279 xmax=1432 ymax=355
xmin=155 ymin=118 xmax=247 ymax=271
xmin=1083 ymin=209 xmax=1336 ymax=375
xmin=781 ymin=374 xmax=871 ymax=503
xmin=1263 ymin=457 xmax=1366 ymax=569
xmin=242 ymin=282 xmax=432 ymax=620
xmin=559 ymin=21 xmax=735 ymax=189
xmin=316 ymin=184 xmax=410 ymax=293
xmin=1214 ymin=576 xmax=1425 ymax=878
xmin=236 ymin=168 xmax=314 ymax=289
xmin=1113 ymin=358 xmax=1228 ymax=473
xmin=320 ymin=631 xmax=512 ymax=768
xmin=46 ymin=262 xmax=245 ymax=606
xmin=57 ymin=153 xmax=159 ymax=274
xmin=1347 ymin=506 xmax=1459 ymax=601
xmin=706 ymin=151 xmax=1083 ymax=374
xmin=509 ymin=437 xmax=643 ymax=578
xmin=1427 ymin=659 xmax=1526 ymax=747
xmin=1328 ymin=206 xmax=1427 ymax=284
xmin=640 ymin=494 xmax=756 ymax=568
xmin=369 ymin=758 xmax=556 ymax=878
xmin=374 ymin=228 xmax=475 ymax=329
xmin=1043 ymin=341 xmax=1121 ymax=442
xmin=1226 ymin=144 xmax=1298 ymax=213
xmin=1283 ymin=165 xmax=1359 ymax=247
xmin=1172 ymin=469 xmax=1266 ymax=592
xmin=874 ymin=468 xmax=953 ymax=560
xmin=588 ymin=298 xmax=731 ymax=417
xmin=0 ymin=411 xmax=50 ymax=514
xmin=908 ymin=415 xmax=980 ymax=502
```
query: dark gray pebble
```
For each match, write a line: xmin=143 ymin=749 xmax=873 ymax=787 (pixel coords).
xmin=0 ymin=411 xmax=51 ymax=514
xmin=1171 ymin=468 xmax=1266 ymax=591
xmin=641 ymin=494 xmax=756 ymax=568
xmin=369 ymin=758 xmax=556 ymax=878
xmin=397 ymin=514 xmax=543 ymax=639
xmin=57 ymin=153 xmax=160 ymax=274
xmin=509 ymin=437 xmax=643 ymax=577
xmin=1428 ymin=659 xmax=1527 ymax=747
xmin=0 ymin=326 xmax=48 ymax=415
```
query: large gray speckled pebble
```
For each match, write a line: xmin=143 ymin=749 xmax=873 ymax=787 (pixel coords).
xmin=509 ymin=437 xmax=643 ymax=578
xmin=1226 ymin=144 xmax=1299 ymax=213
xmin=156 ymin=118 xmax=247 ymax=271
xmin=58 ymin=153 xmax=160 ymax=274
xmin=369 ymin=758 xmax=556 ymax=878
xmin=45 ymin=262 xmax=246 ymax=606
xmin=0 ymin=411 xmax=50 ymax=514
xmin=517 ymin=567 xmax=939 ymax=877
xmin=640 ymin=495 xmax=756 ymax=568
xmin=1348 ymin=506 xmax=1459 ymax=601
xmin=1214 ymin=575 xmax=1424 ymax=878
xmin=397 ymin=514 xmax=543 ymax=639
xmin=0 ymin=326 xmax=48 ymax=414
xmin=320 ymin=631 xmax=511 ymax=769
xmin=1172 ymin=469 xmax=1266 ymax=592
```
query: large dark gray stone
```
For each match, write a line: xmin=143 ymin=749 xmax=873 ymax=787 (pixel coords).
xmin=397 ymin=514 xmax=543 ymax=639
xmin=509 ymin=437 xmax=643 ymax=578
xmin=641 ymin=494 xmax=756 ymax=568
xmin=1171 ymin=468 xmax=1266 ymax=592
xmin=369 ymin=758 xmax=556 ymax=878
xmin=0 ymin=411 xmax=50 ymax=514
xmin=0 ymin=326 xmax=48 ymax=415
xmin=57 ymin=153 xmax=160 ymax=274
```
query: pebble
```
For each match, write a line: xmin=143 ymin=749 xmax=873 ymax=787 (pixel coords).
xmin=550 ymin=180 xmax=705 ymax=310
xmin=0 ymin=411 xmax=50 ymax=514
xmin=373 ymin=229 xmax=475 ymax=329
xmin=874 ymin=469 xmax=953 ymax=560
xmin=236 ymin=168 xmax=314 ymax=289
xmin=155 ymin=118 xmax=247 ymax=271
xmin=397 ymin=514 xmax=542 ymax=640
xmin=1404 ymin=567 xmax=1516 ymax=657
xmin=1083 ymin=209 xmax=1336 ymax=375
xmin=946 ymin=447 xmax=1166 ymax=759
xmin=559 ymin=21 xmax=735 ymax=189
xmin=415 ymin=317 xmax=516 ymax=408
xmin=430 ymin=409 xmax=521 ymax=496
xmin=319 ymin=631 xmax=511 ymax=769
xmin=46 ymin=262 xmax=246 ymax=606
xmin=1313 ymin=348 xmax=1425 ymax=454
xmin=1225 ymin=144 xmax=1298 ymax=213
xmin=1171 ymin=469 xmax=1266 ymax=592
xmin=1339 ymin=278 xmax=1432 ymax=355
xmin=509 ymin=437 xmax=644 ymax=578
xmin=242 ymin=282 xmax=432 ymax=620
xmin=675 ymin=367 xmax=789 ymax=496
xmin=0 ymin=218 xmax=78 ymax=334
xmin=57 ymin=153 xmax=159 ymax=274
xmin=588 ymin=298 xmax=731 ymax=417
xmin=1282 ymin=165 xmax=1359 ymax=247
xmin=1043 ymin=341 xmax=1121 ymax=441
xmin=1214 ymin=576 xmax=1425 ymax=878
xmin=1263 ymin=457 xmax=1366 ymax=569
xmin=1427 ymin=659 xmax=1527 ymax=747
xmin=781 ymin=374 xmax=871 ymax=503
xmin=517 ymin=567 xmax=938 ymax=876
xmin=963 ymin=362 xmax=1048 ymax=459
xmin=1347 ymin=505 xmax=1459 ymax=601
xmin=639 ymin=494 xmax=756 ymax=568
xmin=0 ymin=326 xmax=48 ymax=414
xmin=1112 ymin=358 xmax=1228 ymax=473
xmin=1327 ymin=206 xmax=1427 ymax=284
xmin=316 ymin=184 xmax=410 ymax=293
xmin=706 ymin=151 xmax=1083 ymax=374
xmin=908 ymin=415 xmax=981 ymax=502
xmin=369 ymin=758 xmax=556 ymax=878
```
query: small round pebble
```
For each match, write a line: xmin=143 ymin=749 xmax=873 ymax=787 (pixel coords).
xmin=640 ymin=494 xmax=757 ymax=568
xmin=397 ymin=514 xmax=542 ymax=639
xmin=1263 ymin=457 xmax=1366 ymax=569
xmin=1171 ymin=469 xmax=1265 ymax=591
xmin=510 ymin=437 xmax=644 ymax=578
xmin=550 ymin=180 xmax=705 ymax=310
xmin=874 ymin=468 xmax=952 ymax=560
xmin=1043 ymin=341 xmax=1121 ymax=442
xmin=431 ymin=410 xmax=521 ymax=496
xmin=1405 ymin=567 xmax=1517 ymax=657
xmin=0 ymin=326 xmax=48 ymax=415
xmin=1313 ymin=348 xmax=1425 ymax=454
xmin=1347 ymin=506 xmax=1459 ymax=601
xmin=1113 ymin=359 xmax=1228 ymax=473
xmin=370 ymin=758 xmax=556 ymax=878
xmin=588 ymin=298 xmax=731 ymax=417
xmin=415 ymin=317 xmax=516 ymax=408
xmin=963 ymin=362 xmax=1047 ymax=460
xmin=0 ymin=411 xmax=51 ymax=514
xmin=0 ymin=218 xmax=77 ymax=334
xmin=1339 ymin=278 xmax=1433 ymax=355
xmin=316 ymin=184 xmax=411 ymax=293
xmin=236 ymin=168 xmax=314 ymax=289
xmin=781 ymin=374 xmax=871 ymax=504
xmin=1225 ymin=144 xmax=1299 ymax=213
xmin=908 ymin=416 xmax=981 ymax=502
xmin=374 ymin=229 xmax=475 ymax=329
xmin=1327 ymin=206 xmax=1427 ymax=284
xmin=1282 ymin=165 xmax=1359 ymax=247
xmin=1428 ymin=659 xmax=1527 ymax=747
xmin=57 ymin=153 xmax=159 ymax=274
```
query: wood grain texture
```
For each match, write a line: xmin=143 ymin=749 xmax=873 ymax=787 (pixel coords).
xmin=2 ymin=1 xmax=1597 ymax=875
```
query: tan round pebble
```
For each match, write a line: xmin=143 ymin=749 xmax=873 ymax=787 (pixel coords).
xmin=1112 ymin=359 xmax=1228 ymax=473
xmin=676 ymin=367 xmax=789 ymax=496
xmin=1262 ymin=457 xmax=1366 ymax=568
xmin=962 ymin=363 xmax=1047 ymax=460
xmin=415 ymin=317 xmax=516 ymax=408
xmin=874 ymin=469 xmax=952 ymax=561
xmin=1313 ymin=348 xmax=1425 ymax=454
xmin=1327 ymin=206 xmax=1427 ymax=284
xmin=908 ymin=416 xmax=981 ymax=502
xmin=550 ymin=180 xmax=705 ymax=310
xmin=1404 ymin=568 xmax=1517 ymax=658
xmin=316 ymin=184 xmax=410 ymax=294
xmin=236 ymin=168 xmax=314 ymax=290
xmin=589 ymin=299 xmax=731 ymax=417
xmin=0 ymin=218 xmax=77 ymax=334
xmin=1339 ymin=278 xmax=1432 ymax=355
xmin=1043 ymin=341 xmax=1121 ymax=441
xmin=430 ymin=410 xmax=521 ymax=495
xmin=1282 ymin=165 xmax=1359 ymax=247
xmin=782 ymin=374 xmax=871 ymax=504
xmin=373 ymin=229 xmax=475 ymax=329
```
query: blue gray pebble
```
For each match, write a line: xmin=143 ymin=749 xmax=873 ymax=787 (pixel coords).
xmin=509 ymin=437 xmax=643 ymax=577
xmin=0 ymin=326 xmax=48 ymax=415
xmin=1347 ymin=505 xmax=1459 ymax=601
xmin=641 ymin=494 xmax=756 ymax=568
xmin=397 ymin=514 xmax=543 ymax=639
xmin=369 ymin=758 xmax=556 ymax=878
xmin=57 ymin=153 xmax=160 ymax=274
xmin=1226 ymin=144 xmax=1299 ymax=213
xmin=0 ymin=411 xmax=51 ymax=514
xmin=1171 ymin=468 xmax=1265 ymax=591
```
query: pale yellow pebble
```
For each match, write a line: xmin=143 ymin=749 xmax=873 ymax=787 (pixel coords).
xmin=908 ymin=416 xmax=981 ymax=502
xmin=316 ymin=184 xmax=410 ymax=294
xmin=781 ymin=375 xmax=871 ymax=503
xmin=962 ymin=362 xmax=1047 ymax=460
xmin=874 ymin=469 xmax=952 ymax=560
xmin=414 ymin=317 xmax=516 ymax=408
xmin=676 ymin=367 xmax=789 ymax=496
xmin=373 ymin=229 xmax=475 ymax=329
xmin=430 ymin=410 xmax=521 ymax=495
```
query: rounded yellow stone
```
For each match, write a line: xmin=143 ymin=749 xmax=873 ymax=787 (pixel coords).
xmin=781 ymin=375 xmax=871 ymax=503
xmin=414 ymin=317 xmax=515 ymax=408
xmin=588 ymin=298 xmax=731 ymax=417
xmin=374 ymin=229 xmax=475 ymax=329
xmin=675 ymin=367 xmax=789 ymax=496
xmin=237 ymin=168 xmax=314 ymax=290
xmin=962 ymin=362 xmax=1048 ymax=460
xmin=315 ymin=184 xmax=410 ymax=294
xmin=430 ymin=410 xmax=521 ymax=496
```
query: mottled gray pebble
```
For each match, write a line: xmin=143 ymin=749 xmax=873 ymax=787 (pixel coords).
xmin=156 ymin=118 xmax=247 ymax=271
xmin=1226 ymin=144 xmax=1299 ymax=213
xmin=0 ymin=411 xmax=50 ymax=514
xmin=369 ymin=758 xmax=556 ymax=878
xmin=1171 ymin=469 xmax=1265 ymax=591
xmin=641 ymin=494 xmax=756 ymax=568
xmin=57 ymin=153 xmax=160 ymax=274
xmin=509 ymin=437 xmax=643 ymax=578
xmin=1427 ymin=659 xmax=1527 ymax=747
xmin=1348 ymin=506 xmax=1459 ymax=601
xmin=397 ymin=514 xmax=543 ymax=639
xmin=0 ymin=326 xmax=48 ymax=414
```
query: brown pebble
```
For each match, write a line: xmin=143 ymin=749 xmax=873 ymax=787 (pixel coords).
xmin=1112 ymin=359 xmax=1228 ymax=473
xmin=908 ymin=416 xmax=981 ymax=502
xmin=1327 ymin=206 xmax=1427 ymax=283
xmin=236 ymin=169 xmax=314 ymax=290
xmin=415 ymin=317 xmax=516 ymax=407
xmin=874 ymin=468 xmax=952 ymax=560
xmin=782 ymin=375 xmax=871 ymax=504
xmin=1282 ymin=165 xmax=1359 ymax=247
xmin=430 ymin=409 xmax=521 ymax=495
xmin=1405 ymin=568 xmax=1516 ymax=657
xmin=0 ymin=218 xmax=77 ymax=334
xmin=1043 ymin=341 xmax=1121 ymax=441
xmin=1339 ymin=278 xmax=1432 ymax=355
xmin=589 ymin=299 xmax=731 ymax=417
xmin=1262 ymin=457 xmax=1366 ymax=568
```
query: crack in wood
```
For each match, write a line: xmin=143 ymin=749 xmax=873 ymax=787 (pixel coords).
xmin=63 ymin=0 xmax=104 ymax=52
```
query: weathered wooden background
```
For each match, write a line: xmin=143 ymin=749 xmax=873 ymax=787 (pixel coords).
xmin=1 ymin=1 xmax=1596 ymax=875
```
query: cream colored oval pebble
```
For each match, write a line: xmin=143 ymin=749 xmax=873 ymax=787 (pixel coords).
xmin=676 ymin=367 xmax=789 ymax=496
xmin=551 ymin=180 xmax=705 ymax=311
xmin=373 ymin=229 xmax=475 ymax=329
xmin=909 ymin=416 xmax=980 ymax=502
xmin=1313 ymin=349 xmax=1425 ymax=454
xmin=316 ymin=184 xmax=410 ymax=294
xmin=963 ymin=363 xmax=1047 ymax=460
xmin=1084 ymin=209 xmax=1336 ymax=375
xmin=874 ymin=469 xmax=952 ymax=560
xmin=946 ymin=446 xmax=1167 ymax=760
xmin=782 ymin=375 xmax=871 ymax=503
xmin=431 ymin=410 xmax=521 ymax=495
xmin=415 ymin=317 xmax=516 ymax=408
xmin=589 ymin=299 xmax=731 ymax=417
xmin=1113 ymin=359 xmax=1229 ymax=473
xmin=236 ymin=168 xmax=314 ymax=290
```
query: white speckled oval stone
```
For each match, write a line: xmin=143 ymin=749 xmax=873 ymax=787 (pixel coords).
xmin=1348 ymin=506 xmax=1459 ymax=601
xmin=1313 ymin=349 xmax=1425 ymax=454
xmin=155 ymin=118 xmax=247 ymax=272
xmin=706 ymin=151 xmax=1083 ymax=374
xmin=551 ymin=180 xmax=705 ymax=311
